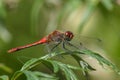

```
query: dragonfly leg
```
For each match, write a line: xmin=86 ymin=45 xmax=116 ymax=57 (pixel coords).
xmin=51 ymin=42 xmax=65 ymax=59
xmin=51 ymin=42 xmax=61 ymax=51
xmin=62 ymin=42 xmax=71 ymax=51
xmin=66 ymin=41 xmax=79 ymax=49
xmin=45 ymin=42 xmax=62 ymax=57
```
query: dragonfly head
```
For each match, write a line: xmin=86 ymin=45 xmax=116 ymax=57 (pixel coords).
xmin=64 ymin=31 xmax=74 ymax=41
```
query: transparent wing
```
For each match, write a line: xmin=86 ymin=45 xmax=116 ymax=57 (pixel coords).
xmin=71 ymin=34 xmax=103 ymax=50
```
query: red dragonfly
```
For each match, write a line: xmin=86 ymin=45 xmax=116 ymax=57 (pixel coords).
xmin=8 ymin=30 xmax=77 ymax=53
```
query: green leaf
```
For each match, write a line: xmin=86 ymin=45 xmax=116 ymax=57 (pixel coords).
xmin=59 ymin=63 xmax=78 ymax=80
xmin=20 ymin=49 xmax=120 ymax=76
xmin=0 ymin=75 xmax=9 ymax=80
xmin=66 ymin=64 xmax=81 ymax=70
xmin=23 ymin=70 xmax=58 ymax=80
xmin=20 ymin=58 xmax=39 ymax=71
xmin=23 ymin=71 xmax=39 ymax=80
xmin=11 ymin=71 xmax=22 ymax=80
xmin=20 ymin=52 xmax=59 ymax=71
xmin=71 ymin=54 xmax=96 ymax=71
xmin=41 ymin=60 xmax=59 ymax=73
xmin=33 ymin=71 xmax=57 ymax=79
xmin=79 ymin=49 xmax=120 ymax=74
xmin=52 ymin=61 xmax=79 ymax=80
xmin=71 ymin=54 xmax=95 ymax=80
xmin=41 ymin=60 xmax=80 ymax=80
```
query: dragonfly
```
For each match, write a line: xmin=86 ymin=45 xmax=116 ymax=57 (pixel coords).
xmin=8 ymin=30 xmax=79 ymax=53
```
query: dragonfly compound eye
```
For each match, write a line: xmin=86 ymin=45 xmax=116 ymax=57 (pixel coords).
xmin=64 ymin=31 xmax=74 ymax=41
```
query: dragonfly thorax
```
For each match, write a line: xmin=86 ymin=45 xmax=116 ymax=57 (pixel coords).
xmin=64 ymin=31 xmax=74 ymax=41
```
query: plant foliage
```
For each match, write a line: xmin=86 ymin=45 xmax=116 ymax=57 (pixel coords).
xmin=7 ymin=48 xmax=120 ymax=80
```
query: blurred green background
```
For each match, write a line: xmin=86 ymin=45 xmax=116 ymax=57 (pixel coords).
xmin=0 ymin=0 xmax=120 ymax=80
